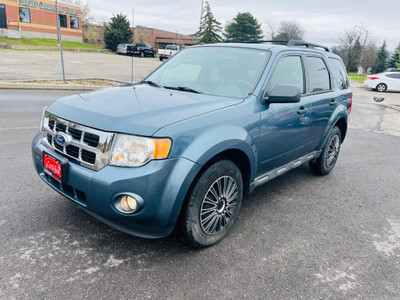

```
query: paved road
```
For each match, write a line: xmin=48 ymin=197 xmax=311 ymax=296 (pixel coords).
xmin=0 ymin=50 xmax=161 ymax=82
xmin=0 ymin=90 xmax=399 ymax=299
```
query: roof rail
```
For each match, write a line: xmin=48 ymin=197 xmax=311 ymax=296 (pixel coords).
xmin=287 ymin=40 xmax=330 ymax=52
xmin=223 ymin=39 xmax=330 ymax=52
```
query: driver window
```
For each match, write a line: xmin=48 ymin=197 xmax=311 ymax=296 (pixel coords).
xmin=268 ymin=56 xmax=304 ymax=93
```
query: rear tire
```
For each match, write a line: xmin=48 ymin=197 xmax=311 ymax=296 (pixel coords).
xmin=309 ymin=126 xmax=342 ymax=176
xmin=180 ymin=160 xmax=243 ymax=248
xmin=376 ymin=83 xmax=387 ymax=92
xmin=159 ymin=57 xmax=163 ymax=61
xmin=140 ymin=51 xmax=144 ymax=58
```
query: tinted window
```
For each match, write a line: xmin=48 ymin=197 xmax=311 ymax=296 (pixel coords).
xmin=70 ymin=16 xmax=79 ymax=29
xmin=329 ymin=58 xmax=349 ymax=90
xmin=268 ymin=56 xmax=304 ymax=93
xmin=59 ymin=14 xmax=67 ymax=28
xmin=19 ymin=8 xmax=30 ymax=23
xmin=306 ymin=57 xmax=330 ymax=92
xmin=386 ymin=74 xmax=400 ymax=79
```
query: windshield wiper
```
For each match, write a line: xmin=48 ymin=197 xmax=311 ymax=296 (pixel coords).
xmin=163 ymin=86 xmax=201 ymax=94
xmin=139 ymin=80 xmax=162 ymax=88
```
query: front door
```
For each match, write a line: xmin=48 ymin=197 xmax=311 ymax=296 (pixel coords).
xmin=0 ymin=4 xmax=7 ymax=29
xmin=256 ymin=54 xmax=312 ymax=175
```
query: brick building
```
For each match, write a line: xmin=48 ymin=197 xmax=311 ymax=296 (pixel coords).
xmin=0 ymin=0 xmax=82 ymax=42
xmin=133 ymin=26 xmax=197 ymax=49
xmin=82 ymin=25 xmax=198 ymax=49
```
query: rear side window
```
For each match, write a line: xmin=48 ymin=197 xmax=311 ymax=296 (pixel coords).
xmin=329 ymin=58 xmax=349 ymax=90
xmin=306 ymin=57 xmax=330 ymax=92
xmin=386 ymin=74 xmax=400 ymax=79
xmin=268 ymin=56 xmax=304 ymax=93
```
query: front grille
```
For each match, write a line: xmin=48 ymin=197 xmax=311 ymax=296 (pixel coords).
xmin=42 ymin=112 xmax=114 ymax=171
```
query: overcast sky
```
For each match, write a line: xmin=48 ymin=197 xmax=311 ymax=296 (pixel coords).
xmin=84 ymin=0 xmax=400 ymax=51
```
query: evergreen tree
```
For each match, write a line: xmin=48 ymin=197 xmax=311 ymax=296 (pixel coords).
xmin=194 ymin=1 xmax=222 ymax=44
xmin=372 ymin=41 xmax=389 ymax=73
xmin=388 ymin=43 xmax=400 ymax=68
xmin=224 ymin=12 xmax=263 ymax=42
xmin=347 ymin=37 xmax=362 ymax=72
xmin=397 ymin=50 xmax=400 ymax=68
xmin=103 ymin=14 xmax=133 ymax=52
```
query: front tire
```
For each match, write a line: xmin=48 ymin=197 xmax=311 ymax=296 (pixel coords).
xmin=309 ymin=126 xmax=342 ymax=176
xmin=376 ymin=83 xmax=387 ymax=92
xmin=181 ymin=160 xmax=243 ymax=248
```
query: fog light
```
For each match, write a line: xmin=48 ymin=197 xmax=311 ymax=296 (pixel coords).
xmin=120 ymin=195 xmax=138 ymax=212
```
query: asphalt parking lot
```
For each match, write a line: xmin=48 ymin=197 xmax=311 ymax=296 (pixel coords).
xmin=0 ymin=89 xmax=399 ymax=299
xmin=0 ymin=50 xmax=161 ymax=82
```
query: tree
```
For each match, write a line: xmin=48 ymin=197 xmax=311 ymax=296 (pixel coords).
xmin=360 ymin=42 xmax=378 ymax=71
xmin=397 ymin=50 xmax=400 ymax=68
xmin=272 ymin=21 xmax=305 ymax=41
xmin=372 ymin=41 xmax=389 ymax=73
xmin=103 ymin=14 xmax=133 ymax=52
xmin=336 ymin=27 xmax=365 ymax=72
xmin=224 ymin=12 xmax=263 ymax=42
xmin=388 ymin=43 xmax=400 ymax=68
xmin=194 ymin=1 xmax=222 ymax=44
xmin=81 ymin=2 xmax=96 ymax=28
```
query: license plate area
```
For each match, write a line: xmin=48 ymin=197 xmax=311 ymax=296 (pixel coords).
xmin=43 ymin=152 xmax=63 ymax=182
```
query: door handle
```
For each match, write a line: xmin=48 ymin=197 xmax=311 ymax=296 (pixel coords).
xmin=297 ymin=107 xmax=308 ymax=114
xmin=329 ymin=100 xmax=338 ymax=106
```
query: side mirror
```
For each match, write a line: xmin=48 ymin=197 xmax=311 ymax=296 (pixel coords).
xmin=263 ymin=84 xmax=301 ymax=104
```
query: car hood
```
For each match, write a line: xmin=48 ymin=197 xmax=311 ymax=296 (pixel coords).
xmin=47 ymin=85 xmax=243 ymax=136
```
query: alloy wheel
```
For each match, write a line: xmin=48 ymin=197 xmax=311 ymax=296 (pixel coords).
xmin=200 ymin=176 xmax=238 ymax=235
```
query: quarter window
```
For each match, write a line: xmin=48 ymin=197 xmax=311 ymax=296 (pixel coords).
xmin=70 ymin=16 xmax=79 ymax=29
xmin=306 ymin=57 xmax=331 ymax=92
xmin=59 ymin=14 xmax=67 ymax=28
xmin=268 ymin=56 xmax=304 ymax=93
xmin=19 ymin=7 xmax=31 ymax=23
xmin=329 ymin=58 xmax=349 ymax=90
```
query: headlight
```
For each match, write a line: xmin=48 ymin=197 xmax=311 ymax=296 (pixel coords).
xmin=110 ymin=134 xmax=171 ymax=167
xmin=40 ymin=106 xmax=48 ymax=130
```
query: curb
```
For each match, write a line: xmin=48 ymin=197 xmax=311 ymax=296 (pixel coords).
xmin=0 ymin=83 xmax=102 ymax=91
xmin=381 ymin=103 xmax=400 ymax=112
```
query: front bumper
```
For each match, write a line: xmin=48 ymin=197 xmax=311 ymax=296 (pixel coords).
xmin=32 ymin=133 xmax=201 ymax=238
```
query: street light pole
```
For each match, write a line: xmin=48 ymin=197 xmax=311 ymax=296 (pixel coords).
xmin=55 ymin=0 xmax=66 ymax=84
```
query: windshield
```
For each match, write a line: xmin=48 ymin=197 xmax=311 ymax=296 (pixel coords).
xmin=166 ymin=45 xmax=178 ymax=50
xmin=146 ymin=46 xmax=271 ymax=98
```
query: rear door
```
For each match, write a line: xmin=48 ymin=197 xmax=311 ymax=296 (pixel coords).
xmin=301 ymin=55 xmax=337 ymax=153
xmin=0 ymin=4 xmax=7 ymax=29
xmin=386 ymin=73 xmax=400 ymax=90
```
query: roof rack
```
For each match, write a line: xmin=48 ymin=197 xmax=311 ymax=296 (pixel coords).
xmin=223 ymin=39 xmax=330 ymax=52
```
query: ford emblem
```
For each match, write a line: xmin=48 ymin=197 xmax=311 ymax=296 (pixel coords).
xmin=54 ymin=132 xmax=72 ymax=147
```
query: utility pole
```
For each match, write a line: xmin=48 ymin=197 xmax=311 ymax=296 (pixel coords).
xmin=55 ymin=0 xmax=66 ymax=83
xmin=131 ymin=8 xmax=134 ymax=83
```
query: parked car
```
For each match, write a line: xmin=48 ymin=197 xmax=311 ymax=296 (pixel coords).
xmin=132 ymin=43 xmax=157 ymax=58
xmin=32 ymin=41 xmax=352 ymax=247
xmin=385 ymin=68 xmax=400 ymax=73
xmin=116 ymin=43 xmax=130 ymax=55
xmin=158 ymin=45 xmax=180 ymax=61
xmin=364 ymin=72 xmax=400 ymax=92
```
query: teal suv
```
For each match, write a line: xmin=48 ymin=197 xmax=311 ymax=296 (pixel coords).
xmin=32 ymin=40 xmax=352 ymax=247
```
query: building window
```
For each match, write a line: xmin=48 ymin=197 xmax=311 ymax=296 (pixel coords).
xmin=70 ymin=16 xmax=79 ymax=29
xmin=84 ymin=39 xmax=89 ymax=44
xmin=19 ymin=7 xmax=31 ymax=23
xmin=97 ymin=40 xmax=102 ymax=45
xmin=59 ymin=14 xmax=67 ymax=28
xmin=0 ymin=4 xmax=7 ymax=29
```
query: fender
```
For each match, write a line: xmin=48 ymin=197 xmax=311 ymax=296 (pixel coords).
xmin=316 ymin=104 xmax=348 ymax=151
xmin=163 ymin=125 xmax=257 ymax=226
xmin=180 ymin=125 xmax=257 ymax=177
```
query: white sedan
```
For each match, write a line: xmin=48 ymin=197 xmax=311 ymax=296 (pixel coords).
xmin=364 ymin=72 xmax=400 ymax=92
